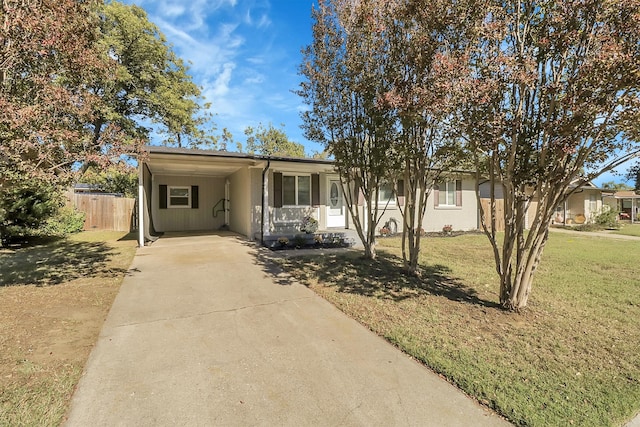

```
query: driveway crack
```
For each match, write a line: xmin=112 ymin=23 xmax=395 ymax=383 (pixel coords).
xmin=113 ymin=296 xmax=314 ymax=328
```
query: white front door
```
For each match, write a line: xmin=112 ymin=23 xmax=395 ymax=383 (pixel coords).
xmin=326 ymin=179 xmax=346 ymax=228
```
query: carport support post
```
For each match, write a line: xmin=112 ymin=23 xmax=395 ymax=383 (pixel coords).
xmin=138 ymin=162 xmax=145 ymax=247
xmin=261 ymin=160 xmax=270 ymax=245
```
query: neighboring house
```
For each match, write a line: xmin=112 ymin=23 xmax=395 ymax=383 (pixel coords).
xmin=551 ymin=181 xmax=603 ymax=225
xmin=602 ymin=190 xmax=640 ymax=222
xmin=136 ymin=147 xmax=480 ymax=246
xmin=477 ymin=180 xmax=604 ymax=229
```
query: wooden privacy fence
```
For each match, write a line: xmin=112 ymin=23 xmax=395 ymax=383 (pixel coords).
xmin=70 ymin=192 xmax=137 ymax=232
xmin=480 ymin=198 xmax=505 ymax=232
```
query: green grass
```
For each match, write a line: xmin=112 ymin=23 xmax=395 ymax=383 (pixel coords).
xmin=278 ymin=233 xmax=640 ymax=426
xmin=612 ymin=223 xmax=640 ymax=237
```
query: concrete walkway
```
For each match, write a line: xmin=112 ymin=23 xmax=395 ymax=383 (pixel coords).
xmin=65 ymin=232 xmax=508 ymax=427
xmin=549 ymin=226 xmax=640 ymax=240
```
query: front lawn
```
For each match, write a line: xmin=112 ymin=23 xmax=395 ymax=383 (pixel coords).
xmin=0 ymin=231 xmax=137 ymax=426
xmin=612 ymin=223 xmax=640 ymax=237
xmin=278 ymin=233 xmax=640 ymax=427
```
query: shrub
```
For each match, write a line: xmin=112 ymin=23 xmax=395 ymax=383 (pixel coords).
xmin=41 ymin=206 xmax=86 ymax=236
xmin=300 ymin=216 xmax=319 ymax=234
xmin=593 ymin=207 xmax=619 ymax=229
xmin=294 ymin=234 xmax=307 ymax=248
xmin=0 ymin=181 xmax=59 ymax=246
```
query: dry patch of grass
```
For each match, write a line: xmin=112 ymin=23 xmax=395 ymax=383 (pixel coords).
xmin=278 ymin=233 xmax=640 ymax=427
xmin=0 ymin=231 xmax=137 ymax=426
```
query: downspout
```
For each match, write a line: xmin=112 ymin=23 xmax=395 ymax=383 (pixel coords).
xmin=137 ymin=159 xmax=145 ymax=247
xmin=261 ymin=160 xmax=271 ymax=246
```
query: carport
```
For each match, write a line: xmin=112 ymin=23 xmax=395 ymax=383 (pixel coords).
xmin=137 ymin=147 xmax=262 ymax=246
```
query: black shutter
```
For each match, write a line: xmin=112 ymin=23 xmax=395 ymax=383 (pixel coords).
xmin=273 ymin=172 xmax=283 ymax=208
xmin=397 ymin=179 xmax=405 ymax=205
xmin=312 ymin=174 xmax=320 ymax=206
xmin=191 ymin=185 xmax=199 ymax=209
xmin=159 ymin=185 xmax=167 ymax=209
xmin=456 ymin=180 xmax=462 ymax=207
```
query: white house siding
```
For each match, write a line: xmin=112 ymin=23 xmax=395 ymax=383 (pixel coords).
xmin=228 ymin=167 xmax=252 ymax=237
xmin=152 ymin=175 xmax=225 ymax=232
xmin=376 ymin=178 xmax=478 ymax=234
xmin=264 ymin=169 xmax=322 ymax=234
xmin=250 ymin=167 xmax=264 ymax=238
xmin=426 ymin=178 xmax=478 ymax=232
xmin=564 ymin=190 xmax=601 ymax=223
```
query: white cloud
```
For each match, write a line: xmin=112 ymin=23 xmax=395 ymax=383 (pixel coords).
xmin=121 ymin=0 xmax=317 ymax=151
xmin=256 ymin=13 xmax=271 ymax=28
xmin=212 ymin=63 xmax=236 ymax=97
xmin=159 ymin=4 xmax=185 ymax=17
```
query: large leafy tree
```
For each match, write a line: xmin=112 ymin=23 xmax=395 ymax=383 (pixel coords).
xmin=299 ymin=0 xmax=400 ymax=259
xmin=0 ymin=0 xmax=129 ymax=185
xmin=1 ymin=0 xmax=214 ymax=188
xmin=460 ymin=0 xmax=640 ymax=310
xmin=92 ymin=1 xmax=215 ymax=151
xmin=243 ymin=123 xmax=306 ymax=157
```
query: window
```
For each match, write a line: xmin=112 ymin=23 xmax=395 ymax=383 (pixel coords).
xmin=169 ymin=186 xmax=190 ymax=208
xmin=435 ymin=180 xmax=462 ymax=207
xmin=589 ymin=194 xmax=597 ymax=213
xmin=283 ymin=175 xmax=311 ymax=206
xmin=378 ymin=183 xmax=396 ymax=204
xmin=438 ymin=181 xmax=456 ymax=206
xmin=159 ymin=185 xmax=198 ymax=209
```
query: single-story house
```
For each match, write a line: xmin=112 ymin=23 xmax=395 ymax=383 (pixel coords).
xmin=136 ymin=147 xmax=481 ymax=246
xmin=476 ymin=180 xmax=604 ymax=229
xmin=602 ymin=190 xmax=640 ymax=222
xmin=136 ymin=146 xmax=606 ymax=246
xmin=551 ymin=181 xmax=604 ymax=225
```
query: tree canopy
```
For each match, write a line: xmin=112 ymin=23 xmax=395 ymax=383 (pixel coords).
xmin=0 ymin=0 xmax=216 ymax=190
xmin=626 ymin=163 xmax=640 ymax=190
xmin=243 ymin=123 xmax=306 ymax=158
xmin=1 ymin=0 xmax=120 ymax=185
xmin=299 ymin=0 xmax=400 ymax=259
xmin=461 ymin=0 xmax=640 ymax=310
xmin=300 ymin=0 xmax=640 ymax=309
xmin=93 ymin=2 xmax=215 ymax=151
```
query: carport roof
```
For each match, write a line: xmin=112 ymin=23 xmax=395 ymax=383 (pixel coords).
xmin=143 ymin=145 xmax=335 ymax=177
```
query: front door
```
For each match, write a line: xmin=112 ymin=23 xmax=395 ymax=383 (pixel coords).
xmin=326 ymin=179 xmax=346 ymax=228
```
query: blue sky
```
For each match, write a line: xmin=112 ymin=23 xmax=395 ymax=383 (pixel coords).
xmin=124 ymin=0 xmax=633 ymax=187
xmin=125 ymin=0 xmax=321 ymax=154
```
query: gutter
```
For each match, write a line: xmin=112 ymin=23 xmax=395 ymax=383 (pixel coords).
xmin=261 ymin=159 xmax=271 ymax=246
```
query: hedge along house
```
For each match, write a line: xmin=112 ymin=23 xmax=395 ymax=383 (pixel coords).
xmin=137 ymin=146 xmax=349 ymax=246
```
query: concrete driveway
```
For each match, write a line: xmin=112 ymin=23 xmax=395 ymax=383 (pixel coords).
xmin=65 ymin=232 xmax=509 ymax=426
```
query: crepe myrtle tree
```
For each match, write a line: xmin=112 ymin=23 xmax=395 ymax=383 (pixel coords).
xmin=460 ymin=0 xmax=640 ymax=311
xmin=298 ymin=0 xmax=401 ymax=259
xmin=380 ymin=0 xmax=478 ymax=276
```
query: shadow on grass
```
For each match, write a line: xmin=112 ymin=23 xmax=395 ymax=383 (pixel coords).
xmin=0 ymin=239 xmax=127 ymax=287
xmin=245 ymin=240 xmax=497 ymax=308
